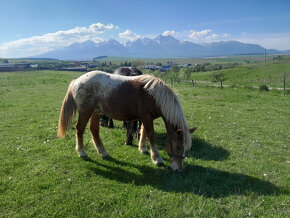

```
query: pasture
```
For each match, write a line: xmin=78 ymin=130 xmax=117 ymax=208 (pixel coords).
xmin=0 ymin=70 xmax=289 ymax=217
xmin=192 ymin=62 xmax=290 ymax=89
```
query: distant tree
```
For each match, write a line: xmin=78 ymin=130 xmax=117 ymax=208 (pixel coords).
xmin=3 ymin=59 xmax=8 ymax=64
xmin=206 ymin=63 xmax=222 ymax=71
xmin=178 ymin=67 xmax=191 ymax=80
xmin=273 ymin=55 xmax=284 ymax=62
xmin=170 ymin=64 xmax=179 ymax=72
xmin=131 ymin=60 xmax=145 ymax=67
xmin=212 ymin=72 xmax=226 ymax=88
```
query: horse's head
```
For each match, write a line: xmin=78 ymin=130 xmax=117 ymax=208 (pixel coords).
xmin=165 ymin=127 xmax=197 ymax=172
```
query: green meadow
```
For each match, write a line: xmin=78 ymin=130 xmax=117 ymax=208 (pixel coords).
xmin=0 ymin=68 xmax=289 ymax=217
xmin=192 ymin=62 xmax=290 ymax=89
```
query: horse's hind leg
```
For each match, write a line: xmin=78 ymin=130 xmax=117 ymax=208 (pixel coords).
xmin=89 ymin=112 xmax=110 ymax=158
xmin=108 ymin=118 xmax=114 ymax=128
xmin=76 ymin=110 xmax=93 ymax=159
xmin=125 ymin=121 xmax=134 ymax=145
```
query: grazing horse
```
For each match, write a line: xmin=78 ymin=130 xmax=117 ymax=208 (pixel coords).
xmin=114 ymin=66 xmax=143 ymax=76
xmin=113 ymin=66 xmax=143 ymax=145
xmin=58 ymin=70 xmax=196 ymax=172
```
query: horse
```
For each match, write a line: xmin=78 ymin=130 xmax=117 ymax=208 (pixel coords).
xmin=113 ymin=66 xmax=143 ymax=145
xmin=113 ymin=66 xmax=143 ymax=76
xmin=57 ymin=70 xmax=196 ymax=172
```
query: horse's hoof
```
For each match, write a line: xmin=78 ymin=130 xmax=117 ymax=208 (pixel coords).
xmin=156 ymin=162 xmax=165 ymax=167
xmin=101 ymin=154 xmax=111 ymax=159
xmin=152 ymin=156 xmax=164 ymax=167
xmin=124 ymin=142 xmax=133 ymax=146
xmin=140 ymin=150 xmax=150 ymax=155
xmin=174 ymin=169 xmax=183 ymax=173
xmin=80 ymin=155 xmax=89 ymax=161
xmin=139 ymin=148 xmax=149 ymax=155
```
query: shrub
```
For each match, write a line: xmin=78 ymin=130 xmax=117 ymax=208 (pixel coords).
xmin=212 ymin=72 xmax=226 ymax=88
xmin=259 ymin=84 xmax=269 ymax=91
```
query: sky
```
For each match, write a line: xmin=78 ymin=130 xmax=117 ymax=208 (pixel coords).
xmin=0 ymin=0 xmax=290 ymax=58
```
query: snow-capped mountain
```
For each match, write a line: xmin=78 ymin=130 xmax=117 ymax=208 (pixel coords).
xmin=32 ymin=35 xmax=281 ymax=60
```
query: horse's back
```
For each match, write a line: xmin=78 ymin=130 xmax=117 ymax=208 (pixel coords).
xmin=71 ymin=71 xmax=144 ymax=119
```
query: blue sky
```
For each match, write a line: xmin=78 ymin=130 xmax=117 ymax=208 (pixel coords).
xmin=0 ymin=0 xmax=290 ymax=57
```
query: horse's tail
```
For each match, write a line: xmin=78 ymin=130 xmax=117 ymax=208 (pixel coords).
xmin=57 ymin=80 xmax=77 ymax=138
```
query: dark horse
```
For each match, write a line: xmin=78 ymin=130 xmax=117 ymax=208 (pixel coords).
xmin=58 ymin=71 xmax=196 ymax=172
xmin=114 ymin=66 xmax=143 ymax=76
xmin=102 ymin=67 xmax=143 ymax=145
xmin=113 ymin=67 xmax=143 ymax=145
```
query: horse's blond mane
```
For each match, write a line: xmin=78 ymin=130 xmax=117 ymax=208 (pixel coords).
xmin=138 ymin=75 xmax=192 ymax=151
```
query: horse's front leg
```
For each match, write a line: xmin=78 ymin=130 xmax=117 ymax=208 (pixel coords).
xmin=89 ymin=112 xmax=110 ymax=158
xmin=142 ymin=120 xmax=164 ymax=167
xmin=138 ymin=123 xmax=148 ymax=154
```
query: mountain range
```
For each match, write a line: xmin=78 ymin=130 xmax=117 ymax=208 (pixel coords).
xmin=32 ymin=35 xmax=288 ymax=60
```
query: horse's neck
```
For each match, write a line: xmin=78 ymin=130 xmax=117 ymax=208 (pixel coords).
xmin=163 ymin=116 xmax=176 ymax=136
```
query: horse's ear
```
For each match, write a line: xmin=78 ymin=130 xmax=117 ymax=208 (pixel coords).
xmin=189 ymin=127 xmax=197 ymax=134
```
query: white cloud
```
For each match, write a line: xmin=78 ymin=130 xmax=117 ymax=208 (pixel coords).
xmin=0 ymin=23 xmax=115 ymax=58
xmin=188 ymin=29 xmax=212 ymax=39
xmin=162 ymin=30 xmax=176 ymax=37
xmin=206 ymin=34 xmax=219 ymax=40
xmin=187 ymin=30 xmax=231 ymax=42
xmin=88 ymin=23 xmax=115 ymax=33
xmin=119 ymin=29 xmax=141 ymax=41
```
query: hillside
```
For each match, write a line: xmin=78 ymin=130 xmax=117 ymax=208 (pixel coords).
xmin=191 ymin=62 xmax=290 ymax=88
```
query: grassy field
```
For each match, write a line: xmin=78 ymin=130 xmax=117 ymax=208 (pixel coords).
xmin=0 ymin=70 xmax=289 ymax=217
xmin=88 ymin=54 xmax=281 ymax=65
xmin=192 ymin=62 xmax=290 ymax=89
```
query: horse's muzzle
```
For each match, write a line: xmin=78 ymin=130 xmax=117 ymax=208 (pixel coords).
xmin=171 ymin=161 xmax=183 ymax=172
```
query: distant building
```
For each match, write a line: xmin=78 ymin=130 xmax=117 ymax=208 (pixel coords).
xmin=161 ymin=66 xmax=171 ymax=71
xmin=142 ymin=65 xmax=162 ymax=70
xmin=0 ymin=63 xmax=30 ymax=72
xmin=177 ymin=64 xmax=192 ymax=68
xmin=64 ymin=66 xmax=87 ymax=72
xmin=142 ymin=65 xmax=172 ymax=71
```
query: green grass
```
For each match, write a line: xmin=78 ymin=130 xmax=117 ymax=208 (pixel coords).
xmin=90 ymin=54 xmax=282 ymax=65
xmin=0 ymin=70 xmax=289 ymax=217
xmin=192 ymin=62 xmax=290 ymax=88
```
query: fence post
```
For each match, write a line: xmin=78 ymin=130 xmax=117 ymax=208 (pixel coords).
xmin=170 ymin=78 xmax=173 ymax=86
xmin=191 ymin=79 xmax=194 ymax=87
xmin=283 ymin=72 xmax=286 ymax=94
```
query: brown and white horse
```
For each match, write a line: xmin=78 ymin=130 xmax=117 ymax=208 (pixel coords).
xmin=58 ymin=70 xmax=196 ymax=172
